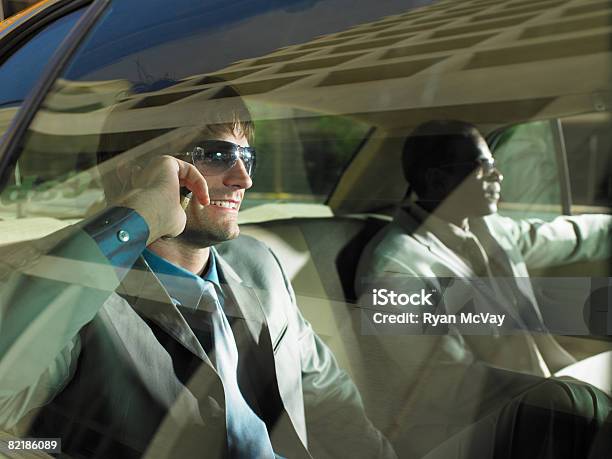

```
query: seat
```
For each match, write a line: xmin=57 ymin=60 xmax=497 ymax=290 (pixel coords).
xmin=241 ymin=215 xmax=389 ymax=304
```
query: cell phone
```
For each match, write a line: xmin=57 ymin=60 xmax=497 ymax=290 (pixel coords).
xmin=179 ymin=186 xmax=192 ymax=210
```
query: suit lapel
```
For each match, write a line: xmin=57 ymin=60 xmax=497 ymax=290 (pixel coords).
xmin=104 ymin=257 xmax=229 ymax=441
xmin=117 ymin=257 xmax=214 ymax=367
xmin=413 ymin=229 xmax=476 ymax=277
xmin=396 ymin=207 xmax=504 ymax=308
xmin=214 ymin=248 xmax=268 ymax=344
xmin=397 ymin=207 xmax=476 ymax=277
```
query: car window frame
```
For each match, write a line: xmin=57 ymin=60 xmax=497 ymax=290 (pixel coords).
xmin=324 ymin=125 xmax=376 ymax=208
xmin=549 ymin=118 xmax=572 ymax=216
xmin=0 ymin=0 xmax=59 ymax=37
xmin=0 ymin=0 xmax=78 ymax=58
xmin=0 ymin=0 xmax=105 ymax=189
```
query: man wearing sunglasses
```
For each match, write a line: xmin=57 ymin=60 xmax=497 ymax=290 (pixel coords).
xmin=355 ymin=120 xmax=612 ymax=458
xmin=0 ymin=91 xmax=394 ymax=459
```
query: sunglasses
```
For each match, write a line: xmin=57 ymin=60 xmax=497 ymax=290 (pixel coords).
xmin=176 ymin=140 xmax=256 ymax=177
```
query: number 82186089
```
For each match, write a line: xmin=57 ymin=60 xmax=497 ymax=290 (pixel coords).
xmin=3 ymin=438 xmax=61 ymax=455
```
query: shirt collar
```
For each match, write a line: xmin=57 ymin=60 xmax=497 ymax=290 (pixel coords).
xmin=401 ymin=201 xmax=474 ymax=247
xmin=143 ymin=248 xmax=220 ymax=308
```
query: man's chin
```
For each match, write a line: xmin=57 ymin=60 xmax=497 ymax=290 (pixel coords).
xmin=469 ymin=202 xmax=498 ymax=218
xmin=178 ymin=225 xmax=240 ymax=247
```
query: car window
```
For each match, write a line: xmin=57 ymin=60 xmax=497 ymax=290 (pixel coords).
xmin=0 ymin=6 xmax=85 ymax=140
xmin=1 ymin=1 xmax=611 ymax=458
xmin=562 ymin=113 xmax=612 ymax=213
xmin=491 ymin=114 xmax=612 ymax=219
xmin=492 ymin=120 xmax=563 ymax=219
xmin=246 ymin=113 xmax=370 ymax=209
xmin=0 ymin=0 xmax=392 ymax=229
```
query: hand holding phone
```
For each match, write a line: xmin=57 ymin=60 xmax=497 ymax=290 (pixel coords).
xmin=117 ymin=156 xmax=209 ymax=243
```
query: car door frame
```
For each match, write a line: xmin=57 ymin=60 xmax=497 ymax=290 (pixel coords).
xmin=0 ymin=0 xmax=106 ymax=188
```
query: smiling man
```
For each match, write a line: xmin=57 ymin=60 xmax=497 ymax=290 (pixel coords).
xmin=355 ymin=119 xmax=612 ymax=458
xmin=0 ymin=91 xmax=394 ymax=459
xmin=145 ymin=131 xmax=255 ymax=274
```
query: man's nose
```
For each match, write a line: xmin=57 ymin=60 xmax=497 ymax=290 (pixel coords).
xmin=223 ymin=159 xmax=253 ymax=189
xmin=484 ymin=167 xmax=503 ymax=182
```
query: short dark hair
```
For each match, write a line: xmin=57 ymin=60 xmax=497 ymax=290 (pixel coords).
xmin=402 ymin=120 xmax=482 ymax=196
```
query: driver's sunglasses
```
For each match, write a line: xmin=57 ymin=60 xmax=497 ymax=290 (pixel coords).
xmin=176 ymin=140 xmax=256 ymax=177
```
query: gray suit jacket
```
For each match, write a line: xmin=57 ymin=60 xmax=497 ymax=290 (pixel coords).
xmin=0 ymin=228 xmax=393 ymax=459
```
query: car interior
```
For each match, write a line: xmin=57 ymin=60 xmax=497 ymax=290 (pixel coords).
xmin=0 ymin=0 xmax=611 ymax=457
